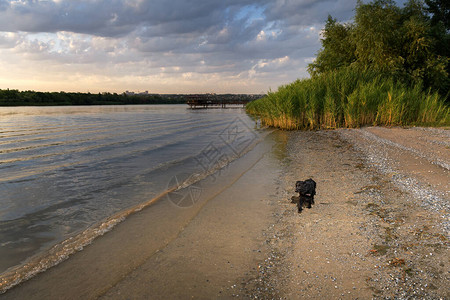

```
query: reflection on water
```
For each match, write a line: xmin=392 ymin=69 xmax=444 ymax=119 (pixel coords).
xmin=0 ymin=105 xmax=261 ymax=274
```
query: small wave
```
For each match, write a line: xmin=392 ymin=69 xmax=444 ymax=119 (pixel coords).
xmin=0 ymin=186 xmax=175 ymax=294
xmin=0 ymin=238 xmax=31 ymax=247
xmin=176 ymin=137 xmax=262 ymax=191
xmin=0 ymin=118 xmax=231 ymax=176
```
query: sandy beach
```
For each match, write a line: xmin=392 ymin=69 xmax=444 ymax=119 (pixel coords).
xmin=245 ymin=127 xmax=449 ymax=299
xmin=2 ymin=127 xmax=448 ymax=299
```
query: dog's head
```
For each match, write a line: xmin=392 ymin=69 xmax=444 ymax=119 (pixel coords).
xmin=295 ymin=180 xmax=305 ymax=193
xmin=295 ymin=178 xmax=316 ymax=195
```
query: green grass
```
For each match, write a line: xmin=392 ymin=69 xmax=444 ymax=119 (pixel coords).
xmin=246 ymin=68 xmax=449 ymax=130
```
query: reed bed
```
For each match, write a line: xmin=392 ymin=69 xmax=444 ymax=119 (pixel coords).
xmin=246 ymin=68 xmax=449 ymax=130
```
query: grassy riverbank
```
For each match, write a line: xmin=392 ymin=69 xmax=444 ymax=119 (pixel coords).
xmin=246 ymin=68 xmax=449 ymax=130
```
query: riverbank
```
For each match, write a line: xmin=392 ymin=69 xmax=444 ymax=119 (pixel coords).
xmin=243 ymin=126 xmax=449 ymax=299
xmin=2 ymin=127 xmax=448 ymax=299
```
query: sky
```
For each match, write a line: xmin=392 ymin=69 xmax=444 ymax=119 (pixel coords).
xmin=0 ymin=0 xmax=406 ymax=94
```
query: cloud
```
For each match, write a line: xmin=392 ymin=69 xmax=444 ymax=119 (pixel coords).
xmin=265 ymin=0 xmax=356 ymax=26
xmin=0 ymin=32 xmax=20 ymax=48
xmin=0 ymin=0 xmax=401 ymax=93
xmin=0 ymin=0 xmax=269 ymax=37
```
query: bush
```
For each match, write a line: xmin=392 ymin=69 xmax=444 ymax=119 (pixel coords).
xmin=246 ymin=67 xmax=449 ymax=130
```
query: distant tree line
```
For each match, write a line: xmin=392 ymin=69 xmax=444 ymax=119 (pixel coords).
xmin=0 ymin=89 xmax=186 ymax=106
xmin=308 ymin=0 xmax=449 ymax=100
xmin=0 ymin=89 xmax=263 ymax=106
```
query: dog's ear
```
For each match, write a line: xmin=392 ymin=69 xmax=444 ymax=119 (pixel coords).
xmin=295 ymin=181 xmax=303 ymax=192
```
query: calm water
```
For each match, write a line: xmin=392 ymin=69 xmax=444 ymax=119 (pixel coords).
xmin=0 ymin=105 xmax=261 ymax=276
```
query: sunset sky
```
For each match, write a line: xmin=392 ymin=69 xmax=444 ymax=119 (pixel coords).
xmin=0 ymin=0 xmax=406 ymax=94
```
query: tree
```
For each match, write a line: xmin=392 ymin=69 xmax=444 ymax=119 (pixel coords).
xmin=308 ymin=0 xmax=449 ymax=98
xmin=353 ymin=0 xmax=404 ymax=74
xmin=425 ymin=0 xmax=450 ymax=31
xmin=425 ymin=0 xmax=450 ymax=96
xmin=308 ymin=16 xmax=356 ymax=75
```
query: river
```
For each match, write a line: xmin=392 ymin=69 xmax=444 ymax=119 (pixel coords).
xmin=0 ymin=105 xmax=264 ymax=286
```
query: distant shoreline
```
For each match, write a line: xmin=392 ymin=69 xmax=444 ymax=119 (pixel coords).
xmin=0 ymin=89 xmax=263 ymax=106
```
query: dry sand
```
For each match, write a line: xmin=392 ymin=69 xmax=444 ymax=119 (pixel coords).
xmin=2 ymin=127 xmax=448 ymax=299
xmin=243 ymin=127 xmax=449 ymax=299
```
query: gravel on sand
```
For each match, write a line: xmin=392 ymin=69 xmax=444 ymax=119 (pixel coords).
xmin=242 ymin=127 xmax=449 ymax=299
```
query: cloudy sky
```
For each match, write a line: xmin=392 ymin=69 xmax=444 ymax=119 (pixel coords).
xmin=0 ymin=0 xmax=405 ymax=94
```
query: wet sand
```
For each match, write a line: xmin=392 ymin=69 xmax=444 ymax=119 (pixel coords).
xmin=2 ymin=127 xmax=449 ymax=299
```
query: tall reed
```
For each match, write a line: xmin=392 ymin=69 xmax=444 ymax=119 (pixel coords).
xmin=246 ymin=68 xmax=449 ymax=130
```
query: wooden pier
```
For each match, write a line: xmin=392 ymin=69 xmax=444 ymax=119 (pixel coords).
xmin=186 ymin=95 xmax=256 ymax=109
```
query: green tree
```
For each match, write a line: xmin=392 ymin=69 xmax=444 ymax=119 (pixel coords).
xmin=308 ymin=16 xmax=356 ymax=75
xmin=425 ymin=0 xmax=450 ymax=97
xmin=353 ymin=0 xmax=404 ymax=74
xmin=308 ymin=0 xmax=449 ymax=99
xmin=401 ymin=0 xmax=449 ymax=94
xmin=425 ymin=0 xmax=450 ymax=30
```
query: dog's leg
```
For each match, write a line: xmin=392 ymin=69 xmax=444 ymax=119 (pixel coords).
xmin=298 ymin=195 xmax=303 ymax=213
xmin=306 ymin=196 xmax=312 ymax=208
xmin=311 ymin=195 xmax=315 ymax=205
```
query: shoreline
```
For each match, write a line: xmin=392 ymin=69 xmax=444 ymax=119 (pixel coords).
xmin=2 ymin=127 xmax=448 ymax=299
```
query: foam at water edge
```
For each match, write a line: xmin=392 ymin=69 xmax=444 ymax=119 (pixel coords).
xmin=0 ymin=214 xmax=128 ymax=294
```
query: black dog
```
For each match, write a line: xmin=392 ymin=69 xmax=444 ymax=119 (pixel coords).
xmin=293 ymin=179 xmax=316 ymax=213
